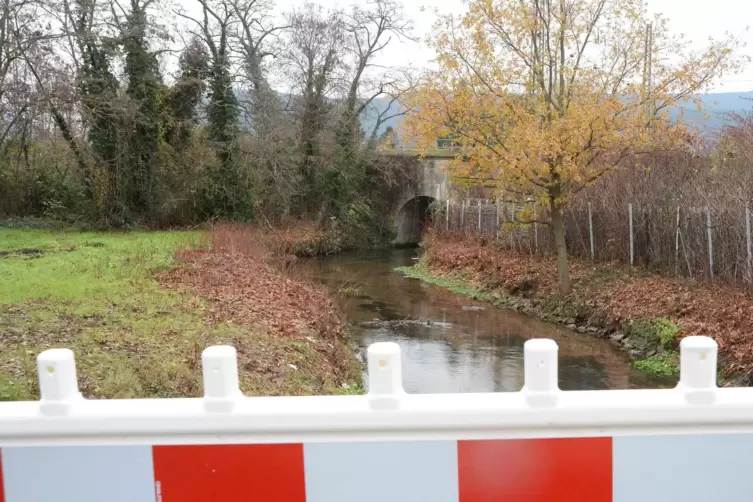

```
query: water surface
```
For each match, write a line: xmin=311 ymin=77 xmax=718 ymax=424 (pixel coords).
xmin=299 ymin=248 xmax=669 ymax=393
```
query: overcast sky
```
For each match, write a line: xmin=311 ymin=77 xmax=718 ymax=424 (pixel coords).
xmin=178 ymin=0 xmax=753 ymax=93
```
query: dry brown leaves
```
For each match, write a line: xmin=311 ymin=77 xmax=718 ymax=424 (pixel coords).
xmin=162 ymin=250 xmax=345 ymax=343
xmin=210 ymin=222 xmax=341 ymax=258
xmin=424 ymin=233 xmax=753 ymax=381
xmin=159 ymin=225 xmax=355 ymax=393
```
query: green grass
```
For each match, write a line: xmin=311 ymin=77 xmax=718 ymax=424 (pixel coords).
xmin=0 ymin=229 xmax=203 ymax=304
xmin=0 ymin=229 xmax=356 ymax=400
xmin=395 ymin=265 xmax=496 ymax=302
xmin=634 ymin=351 xmax=680 ymax=377
xmin=0 ymin=229 xmax=207 ymax=400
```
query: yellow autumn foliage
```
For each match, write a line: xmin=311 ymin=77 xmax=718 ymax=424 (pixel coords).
xmin=404 ymin=0 xmax=744 ymax=293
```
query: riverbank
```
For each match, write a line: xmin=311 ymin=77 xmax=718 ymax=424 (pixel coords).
xmin=399 ymin=233 xmax=753 ymax=384
xmin=0 ymin=225 xmax=360 ymax=400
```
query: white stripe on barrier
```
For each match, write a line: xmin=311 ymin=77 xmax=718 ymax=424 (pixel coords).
xmin=303 ymin=441 xmax=459 ymax=502
xmin=2 ymin=335 xmax=752 ymax=447
xmin=2 ymin=446 xmax=155 ymax=502
xmin=613 ymin=434 xmax=753 ymax=502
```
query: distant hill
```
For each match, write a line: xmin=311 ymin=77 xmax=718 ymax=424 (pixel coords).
xmin=358 ymin=99 xmax=404 ymax=138
xmin=670 ymin=91 xmax=753 ymax=135
xmin=360 ymin=91 xmax=753 ymax=140
xmin=230 ymin=88 xmax=753 ymax=140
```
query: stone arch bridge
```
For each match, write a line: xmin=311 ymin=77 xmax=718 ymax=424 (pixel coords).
xmin=393 ymin=155 xmax=454 ymax=245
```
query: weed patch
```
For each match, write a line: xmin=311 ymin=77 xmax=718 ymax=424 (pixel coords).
xmin=626 ymin=318 xmax=680 ymax=352
xmin=635 ymin=351 xmax=680 ymax=377
xmin=395 ymin=266 xmax=496 ymax=302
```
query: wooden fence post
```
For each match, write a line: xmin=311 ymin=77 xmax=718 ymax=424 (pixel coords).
xmin=629 ymin=203 xmax=634 ymax=266
xmin=495 ymin=197 xmax=500 ymax=242
xmin=678 ymin=222 xmax=693 ymax=279
xmin=675 ymin=206 xmax=680 ymax=276
xmin=706 ymin=206 xmax=714 ymax=281
xmin=478 ymin=200 xmax=482 ymax=234
xmin=509 ymin=201 xmax=515 ymax=248
xmin=446 ymin=199 xmax=450 ymax=232
xmin=746 ymin=201 xmax=751 ymax=284
xmin=588 ymin=202 xmax=595 ymax=260
xmin=534 ymin=205 xmax=539 ymax=254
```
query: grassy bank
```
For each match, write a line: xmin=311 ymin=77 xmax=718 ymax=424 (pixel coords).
xmin=0 ymin=226 xmax=360 ymax=401
xmin=400 ymin=233 xmax=753 ymax=382
xmin=394 ymin=266 xmax=496 ymax=302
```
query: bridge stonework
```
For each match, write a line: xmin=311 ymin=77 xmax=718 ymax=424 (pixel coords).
xmin=393 ymin=155 xmax=453 ymax=245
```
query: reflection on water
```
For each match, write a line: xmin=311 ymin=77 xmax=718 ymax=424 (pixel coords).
xmin=298 ymin=248 xmax=672 ymax=393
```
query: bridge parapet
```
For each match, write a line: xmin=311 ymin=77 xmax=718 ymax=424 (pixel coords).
xmin=0 ymin=336 xmax=750 ymax=501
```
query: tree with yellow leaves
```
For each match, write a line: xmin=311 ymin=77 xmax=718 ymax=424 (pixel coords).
xmin=404 ymin=0 xmax=744 ymax=294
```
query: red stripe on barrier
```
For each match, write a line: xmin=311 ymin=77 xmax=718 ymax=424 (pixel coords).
xmin=152 ymin=444 xmax=306 ymax=502
xmin=458 ymin=437 xmax=612 ymax=502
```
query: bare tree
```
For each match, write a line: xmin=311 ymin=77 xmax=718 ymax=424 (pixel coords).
xmin=283 ymin=3 xmax=343 ymax=194
xmin=0 ymin=0 xmax=49 ymax=148
xmin=335 ymin=0 xmax=413 ymax=150
xmin=176 ymin=0 xmax=238 ymax=147
xmin=364 ymin=69 xmax=416 ymax=150
xmin=227 ymin=0 xmax=283 ymax=94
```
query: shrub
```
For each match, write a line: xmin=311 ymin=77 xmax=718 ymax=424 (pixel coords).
xmin=635 ymin=351 xmax=680 ymax=376
xmin=627 ymin=317 xmax=680 ymax=350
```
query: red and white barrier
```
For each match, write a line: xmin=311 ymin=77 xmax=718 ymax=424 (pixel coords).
xmin=1 ymin=336 xmax=752 ymax=502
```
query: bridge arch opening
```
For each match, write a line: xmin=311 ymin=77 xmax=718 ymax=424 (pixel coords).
xmin=395 ymin=196 xmax=435 ymax=246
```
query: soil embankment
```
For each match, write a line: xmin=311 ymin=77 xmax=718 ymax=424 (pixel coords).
xmin=403 ymin=233 xmax=753 ymax=384
xmin=160 ymin=224 xmax=361 ymax=396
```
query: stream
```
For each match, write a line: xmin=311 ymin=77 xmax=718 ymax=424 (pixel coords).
xmin=299 ymin=248 xmax=669 ymax=393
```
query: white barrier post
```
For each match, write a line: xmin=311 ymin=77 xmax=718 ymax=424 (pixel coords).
xmin=37 ymin=348 xmax=82 ymax=415
xmin=368 ymin=342 xmax=404 ymax=409
xmin=202 ymin=345 xmax=242 ymax=412
xmin=679 ymin=336 xmax=718 ymax=404
xmin=523 ymin=339 xmax=559 ymax=406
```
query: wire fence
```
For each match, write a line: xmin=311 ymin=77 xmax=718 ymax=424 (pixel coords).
xmin=432 ymin=198 xmax=753 ymax=287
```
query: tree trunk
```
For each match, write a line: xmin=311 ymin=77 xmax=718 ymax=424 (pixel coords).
xmin=550 ymin=198 xmax=571 ymax=295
